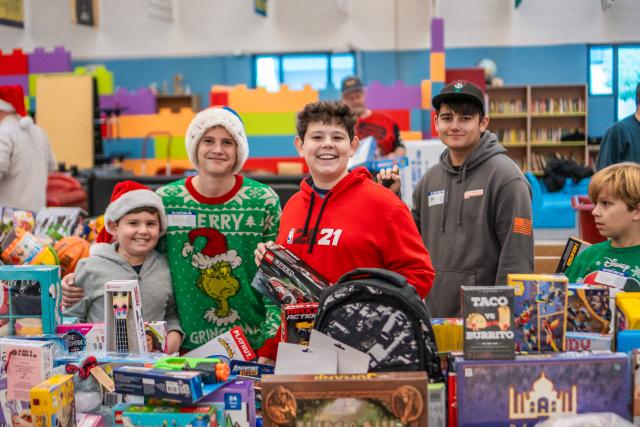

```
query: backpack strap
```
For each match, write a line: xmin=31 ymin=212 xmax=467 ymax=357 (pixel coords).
xmin=337 ymin=268 xmax=407 ymax=288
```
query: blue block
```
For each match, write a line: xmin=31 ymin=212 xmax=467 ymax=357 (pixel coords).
xmin=420 ymin=109 xmax=432 ymax=137
xmin=247 ymin=135 xmax=298 ymax=157
xmin=318 ymin=87 xmax=340 ymax=101
xmin=431 ymin=82 xmax=445 ymax=98
xmin=410 ymin=108 xmax=423 ymax=131
xmin=102 ymin=138 xmax=151 ymax=159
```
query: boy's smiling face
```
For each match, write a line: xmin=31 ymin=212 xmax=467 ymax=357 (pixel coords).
xmin=110 ymin=211 xmax=161 ymax=259
xmin=592 ymin=186 xmax=640 ymax=246
xmin=295 ymin=121 xmax=359 ymax=189
xmin=196 ymin=126 xmax=238 ymax=178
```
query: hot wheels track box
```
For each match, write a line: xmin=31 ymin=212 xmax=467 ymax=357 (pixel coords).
xmin=456 ymin=352 xmax=631 ymax=426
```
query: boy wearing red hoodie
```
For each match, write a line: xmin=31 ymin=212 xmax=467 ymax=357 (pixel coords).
xmin=255 ymin=101 xmax=435 ymax=362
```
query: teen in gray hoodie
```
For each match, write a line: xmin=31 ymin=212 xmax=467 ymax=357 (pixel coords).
xmin=412 ymin=81 xmax=534 ymax=318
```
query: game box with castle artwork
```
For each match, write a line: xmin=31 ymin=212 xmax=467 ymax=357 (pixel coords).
xmin=456 ymin=352 xmax=631 ymax=426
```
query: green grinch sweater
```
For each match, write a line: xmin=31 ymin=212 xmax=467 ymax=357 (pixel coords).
xmin=565 ymin=240 xmax=640 ymax=291
xmin=157 ymin=176 xmax=281 ymax=350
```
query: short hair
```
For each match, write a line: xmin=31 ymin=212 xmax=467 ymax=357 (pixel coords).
xmin=589 ymin=162 xmax=640 ymax=211
xmin=296 ymin=101 xmax=356 ymax=141
xmin=436 ymin=100 xmax=484 ymax=118
xmin=117 ymin=206 xmax=160 ymax=222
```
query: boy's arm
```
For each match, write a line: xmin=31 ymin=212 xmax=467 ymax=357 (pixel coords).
xmin=494 ymin=178 xmax=535 ymax=284
xmin=0 ymin=133 xmax=13 ymax=179
xmin=62 ymin=261 xmax=90 ymax=322
xmin=164 ymin=286 xmax=183 ymax=337
xmin=411 ymin=176 xmax=426 ymax=232
xmin=596 ymin=126 xmax=623 ymax=171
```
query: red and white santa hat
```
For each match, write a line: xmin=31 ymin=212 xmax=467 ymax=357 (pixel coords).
xmin=98 ymin=180 xmax=168 ymax=243
xmin=0 ymin=85 xmax=33 ymax=129
xmin=182 ymin=228 xmax=241 ymax=270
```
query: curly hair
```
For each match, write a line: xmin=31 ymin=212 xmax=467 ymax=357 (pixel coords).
xmin=296 ymin=101 xmax=356 ymax=141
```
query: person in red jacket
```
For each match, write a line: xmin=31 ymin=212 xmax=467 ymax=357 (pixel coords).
xmin=254 ymin=100 xmax=435 ymax=363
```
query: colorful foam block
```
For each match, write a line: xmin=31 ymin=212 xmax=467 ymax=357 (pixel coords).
xmin=121 ymin=159 xmax=193 ymax=176
xmin=0 ymin=49 xmax=28 ymax=76
xmin=421 ymin=80 xmax=432 ymax=109
xmin=410 ymin=108 xmax=423 ymax=131
xmin=241 ymin=111 xmax=297 ymax=135
xmin=28 ymin=46 xmax=72 ymax=74
xmin=154 ymin=135 xmax=187 ymax=160
xmin=247 ymin=135 xmax=298 ymax=157
xmin=373 ymin=109 xmax=411 ymax=131
xmin=227 ymin=84 xmax=318 ymax=113
xmin=74 ymin=65 xmax=114 ymax=95
xmin=118 ymin=108 xmax=195 ymax=138
xmin=430 ymin=52 xmax=446 ymax=83
xmin=365 ymin=81 xmax=422 ymax=110
xmin=102 ymin=138 xmax=151 ymax=159
xmin=400 ymin=131 xmax=423 ymax=141
xmin=431 ymin=18 xmax=445 ymax=53
xmin=318 ymin=86 xmax=340 ymax=101
xmin=99 ymin=88 xmax=157 ymax=115
xmin=0 ymin=74 xmax=29 ymax=95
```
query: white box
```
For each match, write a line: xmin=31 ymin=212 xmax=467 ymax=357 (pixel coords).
xmin=104 ymin=280 xmax=145 ymax=354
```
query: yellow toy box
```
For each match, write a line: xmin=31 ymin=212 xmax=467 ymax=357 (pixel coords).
xmin=616 ymin=292 xmax=640 ymax=331
xmin=30 ymin=374 xmax=75 ymax=427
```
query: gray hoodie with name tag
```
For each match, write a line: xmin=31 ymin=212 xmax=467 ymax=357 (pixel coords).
xmin=412 ymin=131 xmax=534 ymax=318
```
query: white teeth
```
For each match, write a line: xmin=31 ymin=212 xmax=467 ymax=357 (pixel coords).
xmin=317 ymin=154 xmax=337 ymax=159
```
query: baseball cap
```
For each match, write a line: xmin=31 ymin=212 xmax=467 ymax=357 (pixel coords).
xmin=432 ymin=80 xmax=485 ymax=115
xmin=341 ymin=76 xmax=364 ymax=96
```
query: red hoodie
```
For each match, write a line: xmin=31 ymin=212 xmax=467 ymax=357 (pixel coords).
xmin=257 ymin=167 xmax=435 ymax=359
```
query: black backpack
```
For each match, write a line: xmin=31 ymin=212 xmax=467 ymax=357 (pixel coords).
xmin=313 ymin=268 xmax=443 ymax=382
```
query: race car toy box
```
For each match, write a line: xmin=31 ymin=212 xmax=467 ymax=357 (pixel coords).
xmin=456 ymin=352 xmax=631 ymax=426
xmin=261 ymin=372 xmax=428 ymax=427
xmin=507 ymin=274 xmax=568 ymax=352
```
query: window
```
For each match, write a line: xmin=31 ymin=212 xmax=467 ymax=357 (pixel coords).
xmin=254 ymin=52 xmax=356 ymax=92
xmin=588 ymin=45 xmax=613 ymax=95
xmin=617 ymin=45 xmax=640 ymax=121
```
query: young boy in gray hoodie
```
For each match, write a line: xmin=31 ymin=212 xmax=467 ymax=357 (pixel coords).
xmin=65 ymin=180 xmax=183 ymax=353
xmin=412 ymin=81 xmax=534 ymax=318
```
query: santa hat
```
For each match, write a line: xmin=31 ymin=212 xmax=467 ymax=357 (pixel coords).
xmin=185 ymin=106 xmax=249 ymax=174
xmin=97 ymin=180 xmax=168 ymax=243
xmin=0 ymin=85 xmax=32 ymax=129
xmin=182 ymin=228 xmax=241 ymax=270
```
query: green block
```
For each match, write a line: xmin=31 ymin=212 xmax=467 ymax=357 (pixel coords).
xmin=154 ymin=135 xmax=187 ymax=159
xmin=29 ymin=73 xmax=73 ymax=97
xmin=74 ymin=65 xmax=114 ymax=95
xmin=241 ymin=112 xmax=297 ymax=136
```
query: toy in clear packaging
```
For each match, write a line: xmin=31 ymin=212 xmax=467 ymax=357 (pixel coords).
xmin=104 ymin=280 xmax=145 ymax=354
xmin=34 ymin=207 xmax=85 ymax=242
xmin=30 ymin=374 xmax=76 ymax=427
xmin=154 ymin=356 xmax=230 ymax=384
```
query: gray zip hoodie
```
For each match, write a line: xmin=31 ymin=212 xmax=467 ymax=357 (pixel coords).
xmin=412 ymin=131 xmax=534 ymax=317
xmin=64 ymin=243 xmax=182 ymax=334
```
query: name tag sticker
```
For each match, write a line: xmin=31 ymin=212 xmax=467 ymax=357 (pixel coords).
xmin=428 ymin=190 xmax=445 ymax=207
xmin=464 ymin=189 xmax=484 ymax=199
xmin=167 ymin=212 xmax=196 ymax=227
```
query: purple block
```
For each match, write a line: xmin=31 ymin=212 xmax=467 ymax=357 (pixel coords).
xmin=365 ymin=81 xmax=422 ymax=110
xmin=115 ymin=88 xmax=156 ymax=115
xmin=28 ymin=46 xmax=72 ymax=73
xmin=0 ymin=74 xmax=29 ymax=95
xmin=431 ymin=18 xmax=445 ymax=53
xmin=99 ymin=95 xmax=116 ymax=110
xmin=200 ymin=379 xmax=255 ymax=426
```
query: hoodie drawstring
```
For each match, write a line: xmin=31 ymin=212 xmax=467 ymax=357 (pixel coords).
xmin=308 ymin=193 xmax=332 ymax=254
xmin=440 ymin=175 xmax=451 ymax=232
xmin=301 ymin=192 xmax=316 ymax=238
xmin=456 ymin=164 xmax=468 ymax=225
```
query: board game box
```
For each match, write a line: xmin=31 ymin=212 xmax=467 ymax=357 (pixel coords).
xmin=566 ymin=284 xmax=610 ymax=334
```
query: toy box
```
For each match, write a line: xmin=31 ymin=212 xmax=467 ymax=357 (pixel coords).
xmin=34 ymin=207 xmax=85 ymax=242
xmin=251 ymin=247 xmax=329 ymax=306
xmin=617 ymin=330 xmax=640 ymax=353
xmin=507 ymin=274 xmax=568 ymax=352
xmin=229 ymin=360 xmax=274 ymax=381
xmin=76 ymin=413 xmax=106 ymax=427
xmin=56 ymin=323 xmax=106 ymax=353
xmin=104 ymin=280 xmax=145 ymax=353
xmin=145 ymin=321 xmax=167 ymax=353
xmin=185 ymin=326 xmax=256 ymax=361
xmin=616 ymin=292 xmax=640 ymax=331
xmin=456 ymin=352 xmax=631 ymax=426
xmin=0 ymin=265 xmax=61 ymax=335
xmin=462 ymin=286 xmax=515 ymax=359
xmin=200 ymin=378 xmax=255 ymax=427
xmin=281 ymin=302 xmax=318 ymax=345
xmin=261 ymin=372 xmax=428 ymax=426
xmin=566 ymin=284 xmax=610 ymax=334
xmin=556 ymin=237 xmax=590 ymax=273
xmin=30 ymin=374 xmax=75 ymax=427
xmin=633 ymin=350 xmax=640 ymax=424
xmin=113 ymin=403 xmax=217 ymax=427
xmin=565 ymin=331 xmax=612 ymax=351
xmin=432 ymin=318 xmax=463 ymax=353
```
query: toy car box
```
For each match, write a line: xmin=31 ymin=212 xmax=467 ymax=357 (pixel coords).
xmin=456 ymin=352 xmax=631 ymax=426
xmin=566 ymin=284 xmax=610 ymax=334
xmin=251 ymin=247 xmax=329 ymax=306
xmin=261 ymin=372 xmax=428 ymax=427
xmin=507 ymin=274 xmax=568 ymax=352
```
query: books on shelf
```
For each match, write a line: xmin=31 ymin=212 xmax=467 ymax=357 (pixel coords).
xmin=530 ymin=97 xmax=584 ymax=114
xmin=531 ymin=127 xmax=585 ymax=143
xmin=496 ymin=128 xmax=527 ymax=144
xmin=489 ymin=99 xmax=526 ymax=115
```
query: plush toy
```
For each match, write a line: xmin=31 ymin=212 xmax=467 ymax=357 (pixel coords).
xmin=65 ymin=357 xmax=103 ymax=414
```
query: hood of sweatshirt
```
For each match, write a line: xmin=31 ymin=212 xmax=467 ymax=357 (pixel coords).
xmin=89 ymin=242 xmax=160 ymax=273
xmin=438 ymin=131 xmax=505 ymax=231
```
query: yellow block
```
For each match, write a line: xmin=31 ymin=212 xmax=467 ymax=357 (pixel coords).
xmin=154 ymin=135 xmax=187 ymax=160
xmin=430 ymin=52 xmax=446 ymax=83
xmin=121 ymin=159 xmax=194 ymax=176
xmin=228 ymin=84 xmax=318 ymax=113
xmin=118 ymin=108 xmax=195 ymax=138
xmin=421 ymin=80 xmax=432 ymax=109
xmin=617 ymin=292 xmax=640 ymax=330
xmin=400 ymin=131 xmax=423 ymax=141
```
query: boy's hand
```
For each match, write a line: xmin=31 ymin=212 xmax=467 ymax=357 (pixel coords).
xmin=61 ymin=273 xmax=84 ymax=308
xmin=254 ymin=241 xmax=278 ymax=266
xmin=376 ymin=165 xmax=401 ymax=195
xmin=167 ymin=331 xmax=183 ymax=355
xmin=258 ymin=356 xmax=276 ymax=366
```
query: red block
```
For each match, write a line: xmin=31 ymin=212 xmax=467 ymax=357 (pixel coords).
xmin=373 ymin=109 xmax=411 ymax=131
xmin=0 ymin=49 xmax=28 ymax=76
xmin=210 ymin=91 xmax=229 ymax=107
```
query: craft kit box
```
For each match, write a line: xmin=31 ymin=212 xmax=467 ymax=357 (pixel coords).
xmin=200 ymin=378 xmax=256 ymax=427
xmin=251 ymin=247 xmax=329 ymax=306
xmin=30 ymin=374 xmax=76 ymax=427
xmin=456 ymin=352 xmax=631 ymax=426
xmin=261 ymin=372 xmax=428 ymax=427
xmin=566 ymin=284 xmax=610 ymax=334
xmin=507 ymin=274 xmax=568 ymax=352
xmin=281 ymin=302 xmax=318 ymax=345
xmin=104 ymin=280 xmax=146 ymax=353
xmin=462 ymin=286 xmax=515 ymax=359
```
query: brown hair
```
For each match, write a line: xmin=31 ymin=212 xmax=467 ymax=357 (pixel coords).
xmin=589 ymin=162 xmax=640 ymax=211
xmin=296 ymin=101 xmax=356 ymax=141
xmin=436 ymin=101 xmax=484 ymax=119
xmin=117 ymin=206 xmax=160 ymax=223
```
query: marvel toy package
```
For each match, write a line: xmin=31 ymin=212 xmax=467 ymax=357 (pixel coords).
xmin=507 ymin=274 xmax=568 ymax=352
xmin=566 ymin=284 xmax=610 ymax=334
xmin=462 ymin=286 xmax=515 ymax=359
xmin=456 ymin=352 xmax=631 ymax=426
xmin=281 ymin=302 xmax=318 ymax=345
xmin=261 ymin=372 xmax=428 ymax=427
xmin=251 ymin=247 xmax=329 ymax=306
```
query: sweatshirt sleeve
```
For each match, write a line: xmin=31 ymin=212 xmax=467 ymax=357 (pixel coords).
xmin=0 ymin=132 xmax=12 ymax=179
xmin=411 ymin=176 xmax=426 ymax=232
xmin=596 ymin=125 xmax=625 ymax=171
xmin=382 ymin=202 xmax=435 ymax=298
xmin=164 ymin=287 xmax=183 ymax=335
xmin=494 ymin=178 xmax=535 ymax=285
xmin=62 ymin=260 xmax=91 ymax=323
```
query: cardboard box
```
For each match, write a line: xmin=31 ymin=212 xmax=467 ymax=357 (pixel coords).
xmin=556 ymin=237 xmax=591 ymax=273
xmin=56 ymin=323 xmax=106 ymax=352
xmin=616 ymin=292 xmax=640 ymax=331
xmin=104 ymin=280 xmax=146 ymax=353
xmin=507 ymin=274 xmax=568 ymax=352
xmin=432 ymin=318 xmax=463 ymax=353
xmin=462 ymin=286 xmax=515 ymax=359
xmin=30 ymin=374 xmax=76 ymax=427
xmin=261 ymin=372 xmax=428 ymax=426
xmin=145 ymin=321 xmax=168 ymax=353
xmin=251 ymin=247 xmax=329 ymax=306
xmin=113 ymin=403 xmax=217 ymax=427
xmin=185 ymin=326 xmax=256 ymax=361
xmin=633 ymin=350 xmax=640 ymax=424
xmin=566 ymin=284 xmax=610 ymax=334
xmin=200 ymin=378 xmax=255 ymax=427
xmin=281 ymin=302 xmax=318 ymax=345
xmin=565 ymin=331 xmax=612 ymax=351
xmin=457 ymin=352 xmax=631 ymax=426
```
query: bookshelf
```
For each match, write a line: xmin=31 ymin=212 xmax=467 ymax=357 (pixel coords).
xmin=486 ymin=84 xmax=588 ymax=174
